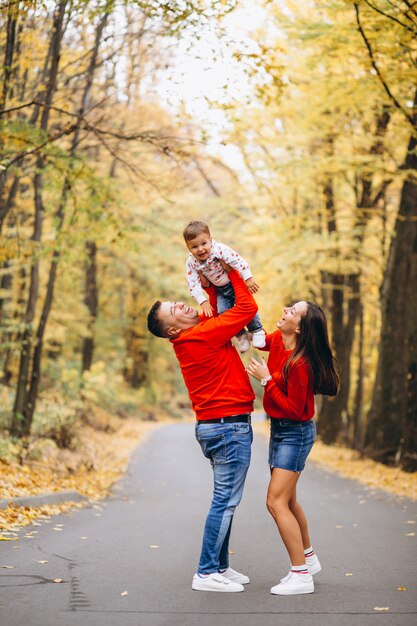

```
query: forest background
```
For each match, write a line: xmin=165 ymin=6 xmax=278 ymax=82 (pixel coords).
xmin=0 ymin=0 xmax=416 ymax=485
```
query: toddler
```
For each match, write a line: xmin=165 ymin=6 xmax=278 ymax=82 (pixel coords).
xmin=183 ymin=220 xmax=266 ymax=352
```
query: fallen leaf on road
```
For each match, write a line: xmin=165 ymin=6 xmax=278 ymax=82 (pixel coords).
xmin=228 ymin=550 xmax=236 ymax=555
xmin=397 ymin=587 xmax=407 ymax=591
xmin=120 ymin=591 xmax=128 ymax=596
xmin=0 ymin=536 xmax=17 ymax=541
xmin=53 ymin=578 xmax=63 ymax=583
xmin=1 ymin=566 xmax=14 ymax=569
xmin=335 ymin=525 xmax=343 ymax=528
xmin=345 ymin=573 xmax=353 ymax=576
xmin=373 ymin=607 xmax=389 ymax=611
xmin=80 ymin=537 xmax=88 ymax=540
xmin=37 ymin=560 xmax=48 ymax=564
xmin=53 ymin=528 xmax=63 ymax=532
xmin=406 ymin=520 xmax=415 ymax=524
xmin=149 ymin=545 xmax=159 ymax=549
xmin=404 ymin=532 xmax=415 ymax=536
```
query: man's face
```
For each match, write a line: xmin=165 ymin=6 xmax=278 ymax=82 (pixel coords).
xmin=159 ymin=301 xmax=200 ymax=337
xmin=186 ymin=232 xmax=213 ymax=262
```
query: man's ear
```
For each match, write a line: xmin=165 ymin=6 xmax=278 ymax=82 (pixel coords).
xmin=295 ymin=326 xmax=301 ymax=334
xmin=167 ymin=326 xmax=180 ymax=338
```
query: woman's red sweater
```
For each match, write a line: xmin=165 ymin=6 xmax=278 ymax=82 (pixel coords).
xmin=261 ymin=330 xmax=314 ymax=421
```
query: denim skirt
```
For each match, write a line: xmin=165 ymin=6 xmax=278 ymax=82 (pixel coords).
xmin=268 ymin=418 xmax=316 ymax=472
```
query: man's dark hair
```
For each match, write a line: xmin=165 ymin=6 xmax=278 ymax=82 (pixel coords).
xmin=147 ymin=301 xmax=167 ymax=338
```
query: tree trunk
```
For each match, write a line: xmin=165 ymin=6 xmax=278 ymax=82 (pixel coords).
xmin=353 ymin=302 xmax=365 ymax=449
xmin=123 ymin=273 xmax=149 ymax=389
xmin=11 ymin=0 xmax=68 ymax=436
xmin=366 ymin=92 xmax=417 ymax=469
xmin=22 ymin=7 xmax=110 ymax=428
xmin=81 ymin=241 xmax=98 ymax=372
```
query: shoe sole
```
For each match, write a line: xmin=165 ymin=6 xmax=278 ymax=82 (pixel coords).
xmin=271 ymin=587 xmax=314 ymax=595
xmin=192 ymin=584 xmax=244 ymax=592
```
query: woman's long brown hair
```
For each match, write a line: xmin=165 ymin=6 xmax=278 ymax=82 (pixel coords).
xmin=283 ymin=301 xmax=340 ymax=396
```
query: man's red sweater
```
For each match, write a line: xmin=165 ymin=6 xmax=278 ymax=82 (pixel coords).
xmin=171 ymin=270 xmax=256 ymax=421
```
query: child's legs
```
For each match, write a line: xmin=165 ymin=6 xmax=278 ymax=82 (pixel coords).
xmin=247 ymin=312 xmax=263 ymax=333
xmin=215 ymin=282 xmax=235 ymax=314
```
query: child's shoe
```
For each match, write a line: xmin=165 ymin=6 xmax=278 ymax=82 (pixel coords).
xmin=236 ymin=332 xmax=251 ymax=353
xmin=252 ymin=329 xmax=266 ymax=348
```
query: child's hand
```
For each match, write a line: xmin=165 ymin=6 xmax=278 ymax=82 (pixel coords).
xmin=201 ymin=300 xmax=214 ymax=317
xmin=245 ymin=277 xmax=259 ymax=293
xmin=198 ymin=271 xmax=211 ymax=288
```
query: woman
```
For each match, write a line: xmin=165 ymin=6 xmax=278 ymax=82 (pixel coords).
xmin=246 ymin=300 xmax=339 ymax=596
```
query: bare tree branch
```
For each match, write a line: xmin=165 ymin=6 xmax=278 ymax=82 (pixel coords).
xmin=354 ymin=3 xmax=415 ymax=130
xmin=363 ymin=0 xmax=417 ymax=33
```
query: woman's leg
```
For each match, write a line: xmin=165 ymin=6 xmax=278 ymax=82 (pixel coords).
xmin=289 ymin=492 xmax=311 ymax=551
xmin=266 ymin=468 xmax=305 ymax=565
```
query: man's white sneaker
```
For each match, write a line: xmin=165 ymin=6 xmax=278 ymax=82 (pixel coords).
xmin=220 ymin=567 xmax=250 ymax=585
xmin=236 ymin=332 xmax=251 ymax=353
xmin=192 ymin=573 xmax=244 ymax=592
xmin=252 ymin=329 xmax=266 ymax=348
xmin=271 ymin=572 xmax=314 ymax=595
xmin=306 ymin=555 xmax=321 ymax=575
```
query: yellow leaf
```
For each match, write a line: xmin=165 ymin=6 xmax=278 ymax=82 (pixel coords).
xmin=37 ymin=560 xmax=48 ymax=564
xmin=397 ymin=587 xmax=407 ymax=591
xmin=345 ymin=573 xmax=353 ymax=576
xmin=404 ymin=532 xmax=415 ymax=536
xmin=149 ymin=545 xmax=159 ymax=549
xmin=53 ymin=578 xmax=63 ymax=583
xmin=1 ymin=565 xmax=15 ymax=569
xmin=373 ymin=607 xmax=389 ymax=611
xmin=0 ymin=536 xmax=17 ymax=541
xmin=120 ymin=591 xmax=128 ymax=596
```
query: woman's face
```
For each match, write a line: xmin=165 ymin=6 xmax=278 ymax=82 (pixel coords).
xmin=277 ymin=301 xmax=307 ymax=334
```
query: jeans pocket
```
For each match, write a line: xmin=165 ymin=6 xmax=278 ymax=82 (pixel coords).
xmin=198 ymin=434 xmax=226 ymax=464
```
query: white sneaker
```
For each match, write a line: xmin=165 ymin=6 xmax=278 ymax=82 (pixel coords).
xmin=236 ymin=332 xmax=250 ymax=353
xmin=192 ymin=573 xmax=244 ymax=592
xmin=306 ymin=554 xmax=321 ymax=575
xmin=220 ymin=566 xmax=250 ymax=585
xmin=271 ymin=572 xmax=314 ymax=595
xmin=251 ymin=329 xmax=266 ymax=348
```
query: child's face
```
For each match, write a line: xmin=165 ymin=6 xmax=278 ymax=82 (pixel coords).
xmin=186 ymin=232 xmax=212 ymax=262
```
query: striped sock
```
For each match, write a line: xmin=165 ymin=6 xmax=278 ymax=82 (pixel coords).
xmin=291 ymin=564 xmax=309 ymax=575
xmin=304 ymin=546 xmax=315 ymax=559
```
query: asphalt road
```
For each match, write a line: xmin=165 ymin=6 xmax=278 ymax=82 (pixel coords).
xmin=0 ymin=421 xmax=416 ymax=626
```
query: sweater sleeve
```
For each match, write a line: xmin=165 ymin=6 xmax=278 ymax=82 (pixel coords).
xmin=266 ymin=362 xmax=310 ymax=420
xmin=185 ymin=257 xmax=208 ymax=305
xmin=199 ymin=270 xmax=258 ymax=348
xmin=213 ymin=241 xmax=253 ymax=281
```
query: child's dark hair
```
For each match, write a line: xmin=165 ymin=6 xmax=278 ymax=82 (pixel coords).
xmin=283 ymin=301 xmax=340 ymax=396
xmin=183 ymin=221 xmax=211 ymax=242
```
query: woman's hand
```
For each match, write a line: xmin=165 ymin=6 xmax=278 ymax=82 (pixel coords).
xmin=246 ymin=357 xmax=270 ymax=381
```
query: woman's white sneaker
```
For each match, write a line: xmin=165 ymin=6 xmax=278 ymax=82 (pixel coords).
xmin=271 ymin=572 xmax=314 ymax=595
xmin=220 ymin=567 xmax=250 ymax=584
xmin=192 ymin=573 xmax=244 ymax=592
xmin=252 ymin=329 xmax=266 ymax=348
xmin=236 ymin=332 xmax=251 ymax=353
xmin=306 ymin=555 xmax=321 ymax=575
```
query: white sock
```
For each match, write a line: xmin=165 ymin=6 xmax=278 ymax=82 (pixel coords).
xmin=304 ymin=546 xmax=315 ymax=559
xmin=291 ymin=564 xmax=309 ymax=575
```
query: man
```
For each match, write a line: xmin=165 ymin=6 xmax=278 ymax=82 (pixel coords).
xmin=147 ymin=263 xmax=257 ymax=593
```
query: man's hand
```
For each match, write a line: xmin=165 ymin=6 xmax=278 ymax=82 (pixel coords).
xmin=219 ymin=259 xmax=233 ymax=273
xmin=245 ymin=277 xmax=259 ymax=293
xmin=201 ymin=300 xmax=214 ymax=317
xmin=246 ymin=356 xmax=270 ymax=381
xmin=198 ymin=271 xmax=211 ymax=288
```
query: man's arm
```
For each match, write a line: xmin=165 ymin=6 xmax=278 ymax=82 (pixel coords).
xmin=199 ymin=269 xmax=258 ymax=348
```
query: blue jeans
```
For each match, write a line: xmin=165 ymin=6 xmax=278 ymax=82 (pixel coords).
xmin=216 ymin=282 xmax=262 ymax=335
xmin=195 ymin=419 xmax=253 ymax=574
